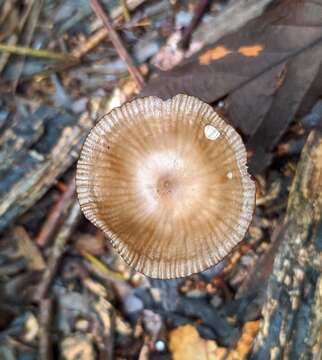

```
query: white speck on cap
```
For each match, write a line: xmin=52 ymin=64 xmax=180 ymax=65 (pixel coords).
xmin=204 ymin=124 xmax=220 ymax=140
xmin=227 ymin=171 xmax=233 ymax=179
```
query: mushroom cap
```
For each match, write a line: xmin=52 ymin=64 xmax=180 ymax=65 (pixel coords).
xmin=76 ymin=94 xmax=255 ymax=279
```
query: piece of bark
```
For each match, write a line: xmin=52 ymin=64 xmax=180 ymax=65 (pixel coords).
xmin=250 ymin=130 xmax=322 ymax=359
xmin=0 ymin=106 xmax=45 ymax=170
xmin=224 ymin=225 xmax=283 ymax=323
xmin=0 ymin=106 xmax=93 ymax=233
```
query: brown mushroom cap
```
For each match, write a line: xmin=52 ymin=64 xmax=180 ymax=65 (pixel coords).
xmin=76 ymin=94 xmax=255 ymax=279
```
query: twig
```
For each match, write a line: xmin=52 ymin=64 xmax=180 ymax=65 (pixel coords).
xmin=35 ymin=177 xmax=76 ymax=247
xmin=22 ymin=58 xmax=80 ymax=83
xmin=82 ymin=251 xmax=125 ymax=281
xmin=39 ymin=298 xmax=54 ymax=360
xmin=72 ymin=27 xmax=109 ymax=59
xmin=0 ymin=43 xmax=73 ymax=61
xmin=90 ymin=0 xmax=145 ymax=89
xmin=0 ymin=34 xmax=17 ymax=74
xmin=14 ymin=28 xmax=108 ymax=83
xmin=180 ymin=0 xmax=211 ymax=49
xmin=12 ymin=0 xmax=43 ymax=90
xmin=17 ymin=29 xmax=108 ymax=83
xmin=35 ymin=200 xmax=81 ymax=300
xmin=121 ymin=0 xmax=131 ymax=22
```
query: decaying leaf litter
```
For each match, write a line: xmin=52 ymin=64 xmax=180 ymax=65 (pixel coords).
xmin=0 ymin=0 xmax=321 ymax=359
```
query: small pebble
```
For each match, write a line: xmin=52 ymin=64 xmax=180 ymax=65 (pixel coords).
xmin=131 ymin=272 xmax=148 ymax=287
xmin=123 ymin=294 xmax=144 ymax=314
xmin=217 ymin=100 xmax=225 ymax=108
xmin=150 ymin=287 xmax=162 ymax=303
xmin=143 ymin=310 xmax=162 ymax=335
xmin=240 ymin=251 xmax=256 ymax=267
xmin=175 ymin=10 xmax=193 ymax=27
xmin=210 ymin=295 xmax=223 ymax=308
xmin=185 ymin=289 xmax=206 ymax=298
xmin=72 ymin=98 xmax=88 ymax=114
xmin=133 ymin=36 xmax=160 ymax=63
xmin=155 ymin=339 xmax=166 ymax=352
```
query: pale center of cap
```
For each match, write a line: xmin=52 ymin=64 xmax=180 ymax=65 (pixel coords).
xmin=136 ymin=149 xmax=205 ymax=218
xmin=156 ymin=176 xmax=178 ymax=197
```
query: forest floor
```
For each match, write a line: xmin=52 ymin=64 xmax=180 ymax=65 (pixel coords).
xmin=0 ymin=1 xmax=321 ymax=359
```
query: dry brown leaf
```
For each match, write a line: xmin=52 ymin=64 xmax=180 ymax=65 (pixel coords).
xmin=74 ymin=233 xmax=106 ymax=256
xmin=61 ymin=335 xmax=95 ymax=360
xmin=13 ymin=226 xmax=45 ymax=271
xmin=169 ymin=325 xmax=227 ymax=360
xmin=143 ymin=0 xmax=322 ymax=172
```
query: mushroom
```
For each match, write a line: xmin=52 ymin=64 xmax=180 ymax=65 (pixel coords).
xmin=76 ymin=94 xmax=255 ymax=279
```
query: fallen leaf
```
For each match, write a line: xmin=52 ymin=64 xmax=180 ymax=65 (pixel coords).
xmin=74 ymin=233 xmax=106 ymax=256
xmin=93 ymin=298 xmax=113 ymax=338
xmin=61 ymin=335 xmax=95 ymax=360
xmin=142 ymin=0 xmax=322 ymax=173
xmin=169 ymin=325 xmax=227 ymax=360
xmin=23 ymin=313 xmax=39 ymax=343
xmin=13 ymin=226 xmax=45 ymax=271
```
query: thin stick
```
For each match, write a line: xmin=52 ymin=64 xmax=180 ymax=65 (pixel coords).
xmin=90 ymin=0 xmax=145 ymax=89
xmin=39 ymin=298 xmax=54 ymax=360
xmin=35 ymin=177 xmax=76 ymax=247
xmin=0 ymin=43 xmax=73 ymax=61
xmin=35 ymin=200 xmax=81 ymax=300
xmin=72 ymin=27 xmax=109 ymax=59
xmin=17 ymin=29 xmax=108 ymax=82
xmin=180 ymin=0 xmax=211 ymax=49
